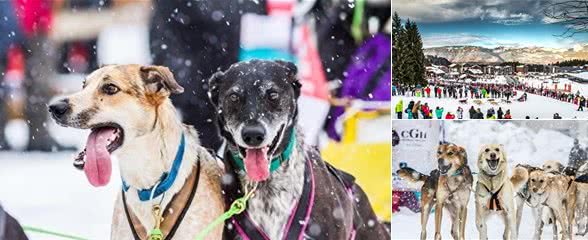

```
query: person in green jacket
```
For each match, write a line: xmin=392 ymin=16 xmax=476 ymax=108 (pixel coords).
xmin=481 ymin=88 xmax=487 ymax=98
xmin=435 ymin=106 xmax=444 ymax=119
xmin=395 ymin=100 xmax=403 ymax=119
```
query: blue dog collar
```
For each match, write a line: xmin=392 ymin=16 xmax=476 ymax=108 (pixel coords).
xmin=122 ymin=133 xmax=186 ymax=201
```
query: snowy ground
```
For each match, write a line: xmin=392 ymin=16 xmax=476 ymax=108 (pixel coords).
xmin=392 ymin=121 xmax=581 ymax=239
xmin=521 ymin=77 xmax=588 ymax=96
xmin=0 ymin=120 xmax=118 ymax=240
xmin=0 ymin=152 xmax=119 ymax=240
xmin=393 ymin=196 xmax=561 ymax=240
xmin=392 ymin=90 xmax=588 ymax=119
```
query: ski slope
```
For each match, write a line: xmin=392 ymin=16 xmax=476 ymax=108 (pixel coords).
xmin=392 ymin=90 xmax=588 ymax=119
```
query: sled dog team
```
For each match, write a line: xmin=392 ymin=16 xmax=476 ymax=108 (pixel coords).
xmin=398 ymin=142 xmax=588 ymax=240
xmin=47 ymin=61 xmax=389 ymax=239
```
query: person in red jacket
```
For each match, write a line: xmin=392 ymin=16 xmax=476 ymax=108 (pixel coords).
xmin=445 ymin=112 xmax=455 ymax=119
xmin=424 ymin=86 xmax=431 ymax=98
xmin=421 ymin=103 xmax=430 ymax=119
xmin=9 ymin=0 xmax=70 ymax=151
xmin=504 ymin=109 xmax=512 ymax=119
xmin=436 ymin=87 xmax=442 ymax=99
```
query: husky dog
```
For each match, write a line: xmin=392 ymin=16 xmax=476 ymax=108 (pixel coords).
xmin=475 ymin=144 xmax=528 ymax=240
xmin=397 ymin=143 xmax=473 ymax=240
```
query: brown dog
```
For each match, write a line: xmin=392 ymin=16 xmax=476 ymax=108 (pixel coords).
xmin=49 ymin=64 xmax=224 ymax=239
xmin=527 ymin=169 xmax=577 ymax=240
xmin=397 ymin=143 xmax=473 ymax=240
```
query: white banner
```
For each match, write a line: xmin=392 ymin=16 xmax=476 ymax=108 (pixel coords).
xmin=392 ymin=121 xmax=440 ymax=173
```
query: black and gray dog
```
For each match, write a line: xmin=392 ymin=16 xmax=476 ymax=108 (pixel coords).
xmin=208 ymin=59 xmax=389 ymax=239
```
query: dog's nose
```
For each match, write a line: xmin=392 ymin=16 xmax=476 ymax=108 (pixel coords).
xmin=48 ymin=99 xmax=70 ymax=118
xmin=533 ymin=187 xmax=538 ymax=192
xmin=490 ymin=153 xmax=496 ymax=158
xmin=241 ymin=124 xmax=266 ymax=146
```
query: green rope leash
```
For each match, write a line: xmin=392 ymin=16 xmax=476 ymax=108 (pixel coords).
xmin=194 ymin=183 xmax=257 ymax=240
xmin=21 ymin=183 xmax=257 ymax=240
xmin=22 ymin=225 xmax=90 ymax=240
xmin=351 ymin=0 xmax=366 ymax=43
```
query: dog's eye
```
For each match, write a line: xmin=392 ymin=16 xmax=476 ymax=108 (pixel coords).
xmin=229 ymin=93 xmax=239 ymax=102
xmin=495 ymin=148 xmax=500 ymax=152
xmin=267 ymin=91 xmax=279 ymax=101
xmin=447 ymin=152 xmax=453 ymax=156
xmin=485 ymin=148 xmax=490 ymax=152
xmin=540 ymin=179 xmax=544 ymax=183
xmin=531 ymin=179 xmax=535 ymax=182
xmin=102 ymin=84 xmax=119 ymax=95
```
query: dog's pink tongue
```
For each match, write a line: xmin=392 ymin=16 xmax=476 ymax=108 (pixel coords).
xmin=244 ymin=147 xmax=270 ymax=182
xmin=83 ymin=127 xmax=115 ymax=187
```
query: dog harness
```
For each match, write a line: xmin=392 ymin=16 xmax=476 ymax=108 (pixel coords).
xmin=122 ymin=161 xmax=201 ymax=240
xmin=223 ymin=158 xmax=315 ymax=240
xmin=230 ymin=133 xmax=296 ymax=174
xmin=122 ymin=133 xmax=186 ymax=201
xmin=482 ymin=184 xmax=504 ymax=211
xmin=451 ymin=166 xmax=465 ymax=177
xmin=222 ymin=156 xmax=358 ymax=240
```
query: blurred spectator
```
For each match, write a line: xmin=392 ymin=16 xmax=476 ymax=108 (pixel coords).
xmin=149 ymin=0 xmax=266 ymax=151
xmin=13 ymin=0 xmax=72 ymax=151
xmin=0 ymin=0 xmax=23 ymax=150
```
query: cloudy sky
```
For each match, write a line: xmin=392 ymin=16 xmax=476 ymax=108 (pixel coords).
xmin=393 ymin=0 xmax=588 ymax=49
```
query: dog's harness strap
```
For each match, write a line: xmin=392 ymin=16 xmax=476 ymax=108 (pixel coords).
xmin=122 ymin=162 xmax=201 ymax=240
xmin=283 ymin=159 xmax=315 ymax=240
xmin=483 ymin=184 xmax=504 ymax=211
xmin=230 ymin=133 xmax=296 ymax=173
xmin=223 ymin=157 xmax=315 ymax=240
xmin=451 ymin=166 xmax=464 ymax=177
xmin=122 ymin=133 xmax=186 ymax=201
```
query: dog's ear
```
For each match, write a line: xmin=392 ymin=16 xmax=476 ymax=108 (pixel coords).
xmin=499 ymin=145 xmax=507 ymax=161
xmin=478 ymin=146 xmax=486 ymax=164
xmin=275 ymin=60 xmax=301 ymax=98
xmin=207 ymin=71 xmax=225 ymax=107
xmin=140 ymin=65 xmax=184 ymax=95
xmin=458 ymin=146 xmax=468 ymax=164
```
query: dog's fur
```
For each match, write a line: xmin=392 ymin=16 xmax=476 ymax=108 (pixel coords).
xmin=514 ymin=165 xmax=560 ymax=240
xmin=543 ymin=160 xmax=565 ymax=174
xmin=208 ymin=60 xmax=389 ymax=240
xmin=475 ymin=144 xmax=528 ymax=240
xmin=575 ymin=179 xmax=588 ymax=236
xmin=526 ymin=169 xmax=577 ymax=240
xmin=49 ymin=64 xmax=224 ymax=239
xmin=570 ymin=161 xmax=588 ymax=236
xmin=397 ymin=143 xmax=473 ymax=240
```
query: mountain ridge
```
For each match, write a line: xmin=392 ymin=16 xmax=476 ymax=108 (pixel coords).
xmin=423 ymin=45 xmax=588 ymax=64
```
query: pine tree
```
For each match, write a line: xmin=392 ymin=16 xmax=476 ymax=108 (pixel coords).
xmin=392 ymin=14 xmax=426 ymax=87
xmin=392 ymin=12 xmax=402 ymax=83
xmin=412 ymin=23 xmax=426 ymax=86
xmin=404 ymin=20 xmax=417 ymax=86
